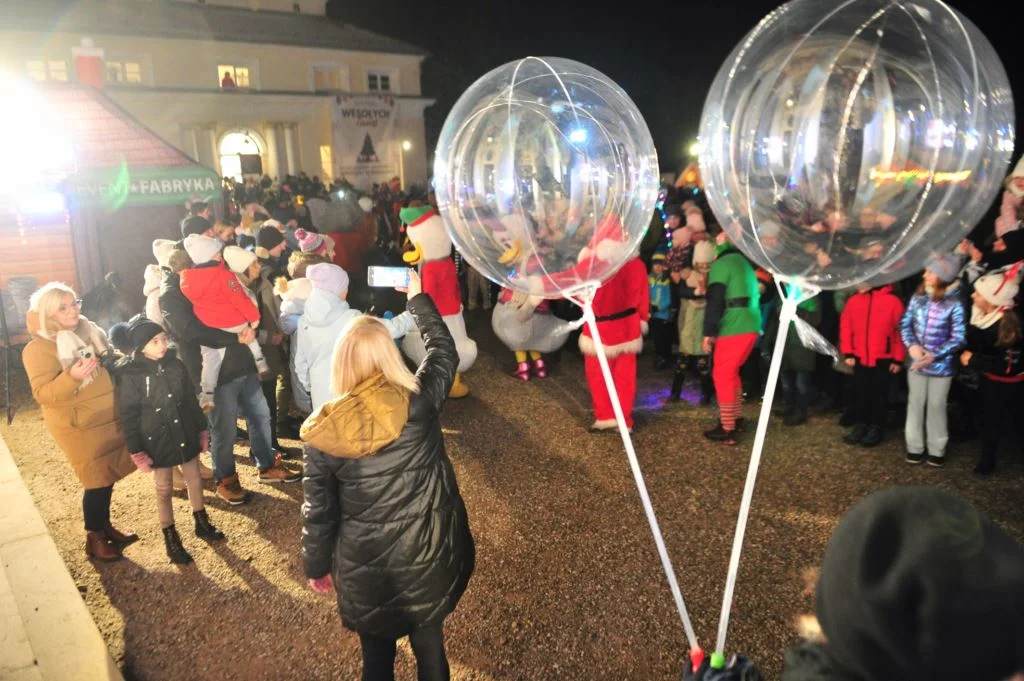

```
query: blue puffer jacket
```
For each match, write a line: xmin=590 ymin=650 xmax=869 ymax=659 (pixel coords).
xmin=899 ymin=285 xmax=966 ymax=377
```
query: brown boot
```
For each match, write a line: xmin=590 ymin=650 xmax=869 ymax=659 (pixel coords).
xmin=104 ymin=522 xmax=139 ymax=549
xmin=85 ymin=531 xmax=123 ymax=562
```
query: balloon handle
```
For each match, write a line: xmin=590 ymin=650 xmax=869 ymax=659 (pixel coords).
xmin=690 ymin=647 xmax=705 ymax=673
xmin=580 ymin=299 xmax=699 ymax=653
xmin=710 ymin=652 xmax=726 ymax=670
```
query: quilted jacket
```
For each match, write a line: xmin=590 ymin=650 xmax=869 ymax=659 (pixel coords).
xmin=899 ymin=286 xmax=966 ymax=377
xmin=840 ymin=285 xmax=906 ymax=367
xmin=300 ymin=293 xmax=474 ymax=638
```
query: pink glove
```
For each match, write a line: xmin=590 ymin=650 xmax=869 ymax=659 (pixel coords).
xmin=199 ymin=431 xmax=210 ymax=453
xmin=131 ymin=452 xmax=153 ymax=473
xmin=308 ymin=574 xmax=334 ymax=594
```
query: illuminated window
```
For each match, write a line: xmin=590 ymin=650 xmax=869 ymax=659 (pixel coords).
xmin=218 ymin=64 xmax=250 ymax=89
xmin=27 ymin=60 xmax=68 ymax=82
xmin=320 ymin=145 xmax=333 ymax=180
xmin=106 ymin=61 xmax=143 ymax=84
xmin=367 ymin=70 xmax=393 ymax=93
xmin=313 ymin=67 xmax=345 ymax=91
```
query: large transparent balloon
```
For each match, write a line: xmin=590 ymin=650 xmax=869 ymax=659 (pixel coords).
xmin=434 ymin=57 xmax=660 ymax=298
xmin=699 ymin=0 xmax=1014 ymax=290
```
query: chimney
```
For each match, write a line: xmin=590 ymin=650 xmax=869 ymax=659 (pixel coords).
xmin=72 ymin=37 xmax=105 ymax=88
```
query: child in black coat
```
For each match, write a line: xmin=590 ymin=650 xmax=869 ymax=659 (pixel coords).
xmin=114 ymin=316 xmax=226 ymax=564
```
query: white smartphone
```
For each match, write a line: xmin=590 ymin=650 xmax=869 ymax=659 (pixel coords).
xmin=367 ymin=266 xmax=411 ymax=288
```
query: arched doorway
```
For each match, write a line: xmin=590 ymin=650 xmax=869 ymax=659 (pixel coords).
xmin=219 ymin=130 xmax=265 ymax=181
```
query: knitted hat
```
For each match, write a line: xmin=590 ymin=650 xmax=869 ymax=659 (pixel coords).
xmin=307 ymin=262 xmax=349 ymax=296
xmin=126 ymin=315 xmax=164 ymax=352
xmin=295 ymin=228 xmax=326 ymax=254
xmin=183 ymin=234 xmax=223 ymax=265
xmin=274 ymin=276 xmax=312 ymax=301
xmin=925 ymin=253 xmax=962 ymax=284
xmin=358 ymin=196 xmax=374 ymax=213
xmin=685 ymin=210 xmax=706 ymax=232
xmin=223 ymin=245 xmax=257 ymax=274
xmin=693 ymin=240 xmax=716 ymax=265
xmin=664 ymin=204 xmax=683 ymax=219
xmin=816 ymin=487 xmax=1024 ymax=681
xmin=257 ymin=225 xmax=286 ymax=251
xmin=152 ymin=239 xmax=176 ymax=268
xmin=107 ymin=322 xmax=131 ymax=354
xmin=181 ymin=215 xmax=212 ymax=239
xmin=651 ymin=251 xmax=667 ymax=263
xmin=974 ymin=264 xmax=1022 ymax=309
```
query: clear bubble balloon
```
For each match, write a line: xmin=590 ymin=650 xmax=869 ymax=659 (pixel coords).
xmin=698 ymin=0 xmax=1014 ymax=290
xmin=434 ymin=57 xmax=660 ymax=298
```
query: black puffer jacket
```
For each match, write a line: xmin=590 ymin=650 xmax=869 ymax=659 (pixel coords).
xmin=159 ymin=269 xmax=255 ymax=388
xmin=300 ymin=293 xmax=475 ymax=638
xmin=113 ymin=349 xmax=207 ymax=468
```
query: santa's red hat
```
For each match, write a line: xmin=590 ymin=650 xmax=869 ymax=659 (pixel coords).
xmin=578 ymin=214 xmax=628 ymax=263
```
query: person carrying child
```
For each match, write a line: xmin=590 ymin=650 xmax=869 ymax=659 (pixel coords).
xmin=961 ymin=264 xmax=1024 ymax=475
xmin=179 ymin=234 xmax=271 ymax=412
xmin=114 ymin=316 xmax=225 ymax=565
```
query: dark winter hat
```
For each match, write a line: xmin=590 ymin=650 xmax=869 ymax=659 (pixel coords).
xmin=107 ymin=322 xmax=132 ymax=354
xmin=181 ymin=215 xmax=212 ymax=239
xmin=257 ymin=225 xmax=286 ymax=251
xmin=816 ymin=487 xmax=1024 ymax=681
xmin=126 ymin=315 xmax=164 ymax=352
xmin=664 ymin=204 xmax=683 ymax=218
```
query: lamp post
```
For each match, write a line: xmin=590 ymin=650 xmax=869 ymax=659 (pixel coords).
xmin=399 ymin=139 xmax=412 ymax=190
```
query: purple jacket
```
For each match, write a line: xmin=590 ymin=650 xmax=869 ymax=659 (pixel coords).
xmin=899 ymin=286 xmax=966 ymax=377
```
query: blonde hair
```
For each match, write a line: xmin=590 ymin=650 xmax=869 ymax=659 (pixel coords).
xmin=331 ymin=316 xmax=419 ymax=397
xmin=28 ymin=282 xmax=77 ymax=337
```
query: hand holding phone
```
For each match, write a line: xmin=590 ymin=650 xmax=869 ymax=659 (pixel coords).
xmin=367 ymin=266 xmax=411 ymax=289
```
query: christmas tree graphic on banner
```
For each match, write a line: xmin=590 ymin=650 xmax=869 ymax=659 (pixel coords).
xmin=357 ymin=133 xmax=379 ymax=163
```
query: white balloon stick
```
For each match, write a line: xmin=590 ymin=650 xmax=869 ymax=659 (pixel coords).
xmin=714 ymin=281 xmax=817 ymax=658
xmin=579 ymin=297 xmax=700 ymax=654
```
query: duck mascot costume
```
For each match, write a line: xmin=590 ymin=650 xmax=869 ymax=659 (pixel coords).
xmin=400 ymin=205 xmax=477 ymax=398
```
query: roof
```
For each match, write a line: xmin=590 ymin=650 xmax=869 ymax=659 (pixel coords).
xmin=41 ymin=84 xmax=197 ymax=171
xmin=0 ymin=0 xmax=428 ymax=56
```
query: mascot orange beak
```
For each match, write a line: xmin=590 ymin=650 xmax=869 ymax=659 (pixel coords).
xmin=497 ymin=239 xmax=522 ymax=265
xmin=403 ymin=242 xmax=424 ymax=265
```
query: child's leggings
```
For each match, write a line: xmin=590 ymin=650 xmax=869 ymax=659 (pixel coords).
xmin=154 ymin=458 xmax=204 ymax=528
xmin=200 ymin=323 xmax=266 ymax=394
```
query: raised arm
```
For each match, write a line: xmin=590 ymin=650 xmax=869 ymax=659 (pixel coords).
xmin=409 ymin=293 xmax=458 ymax=412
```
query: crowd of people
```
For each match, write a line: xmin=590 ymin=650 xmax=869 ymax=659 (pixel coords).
xmin=16 ymin=162 xmax=1024 ymax=681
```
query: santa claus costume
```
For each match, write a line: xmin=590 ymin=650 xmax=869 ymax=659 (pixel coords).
xmin=400 ymin=205 xmax=477 ymax=397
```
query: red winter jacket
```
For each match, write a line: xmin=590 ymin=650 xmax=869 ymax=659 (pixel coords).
xmin=839 ymin=285 xmax=906 ymax=367
xmin=580 ymin=258 xmax=650 ymax=357
xmin=180 ymin=261 xmax=260 ymax=330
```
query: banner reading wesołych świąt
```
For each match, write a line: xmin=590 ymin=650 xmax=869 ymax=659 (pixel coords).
xmin=331 ymin=95 xmax=398 ymax=190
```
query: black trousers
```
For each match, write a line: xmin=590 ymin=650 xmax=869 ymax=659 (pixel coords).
xmin=851 ymin=360 xmax=891 ymax=427
xmin=979 ymin=378 xmax=1024 ymax=468
xmin=82 ymin=485 xmax=113 ymax=532
xmin=651 ymin=318 xmax=674 ymax=361
xmin=359 ymin=623 xmax=449 ymax=681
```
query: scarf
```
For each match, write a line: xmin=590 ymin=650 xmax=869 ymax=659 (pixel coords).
xmin=970 ymin=304 xmax=1004 ymax=330
xmin=39 ymin=316 xmax=111 ymax=387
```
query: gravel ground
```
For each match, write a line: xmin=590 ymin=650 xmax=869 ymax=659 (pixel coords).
xmin=3 ymin=310 xmax=1023 ymax=681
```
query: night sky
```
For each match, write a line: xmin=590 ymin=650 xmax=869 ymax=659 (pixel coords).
xmin=327 ymin=0 xmax=1022 ymax=175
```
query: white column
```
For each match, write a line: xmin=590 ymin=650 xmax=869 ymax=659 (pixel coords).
xmin=264 ymin=124 xmax=281 ymax=180
xmin=194 ymin=125 xmax=217 ymax=170
xmin=207 ymin=126 xmax=220 ymax=176
xmin=284 ymin=124 xmax=299 ymax=174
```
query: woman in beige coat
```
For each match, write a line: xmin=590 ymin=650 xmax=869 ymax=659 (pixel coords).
xmin=22 ymin=282 xmax=138 ymax=562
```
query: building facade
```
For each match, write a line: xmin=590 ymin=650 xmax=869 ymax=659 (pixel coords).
xmin=0 ymin=0 xmax=433 ymax=190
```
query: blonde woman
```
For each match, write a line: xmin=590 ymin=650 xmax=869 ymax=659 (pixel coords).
xmin=22 ymin=282 xmax=138 ymax=562
xmin=301 ymin=271 xmax=474 ymax=681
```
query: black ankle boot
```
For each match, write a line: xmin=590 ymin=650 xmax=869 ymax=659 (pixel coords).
xmin=669 ymin=357 xmax=686 ymax=400
xmin=162 ymin=525 xmax=193 ymax=565
xmin=193 ymin=510 xmax=226 ymax=541
xmin=697 ymin=357 xmax=713 ymax=405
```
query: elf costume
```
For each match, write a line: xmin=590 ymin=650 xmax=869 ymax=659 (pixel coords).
xmin=702 ymin=240 xmax=761 ymax=444
xmin=400 ymin=206 xmax=477 ymax=397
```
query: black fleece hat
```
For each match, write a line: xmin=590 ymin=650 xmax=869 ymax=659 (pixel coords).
xmin=126 ymin=315 xmax=164 ymax=352
xmin=181 ymin=215 xmax=212 ymax=239
xmin=816 ymin=487 xmax=1023 ymax=681
xmin=257 ymin=225 xmax=285 ymax=250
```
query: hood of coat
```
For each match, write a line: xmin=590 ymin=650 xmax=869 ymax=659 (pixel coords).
xmin=300 ymin=372 xmax=410 ymax=458
xmin=303 ymin=287 xmax=351 ymax=328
